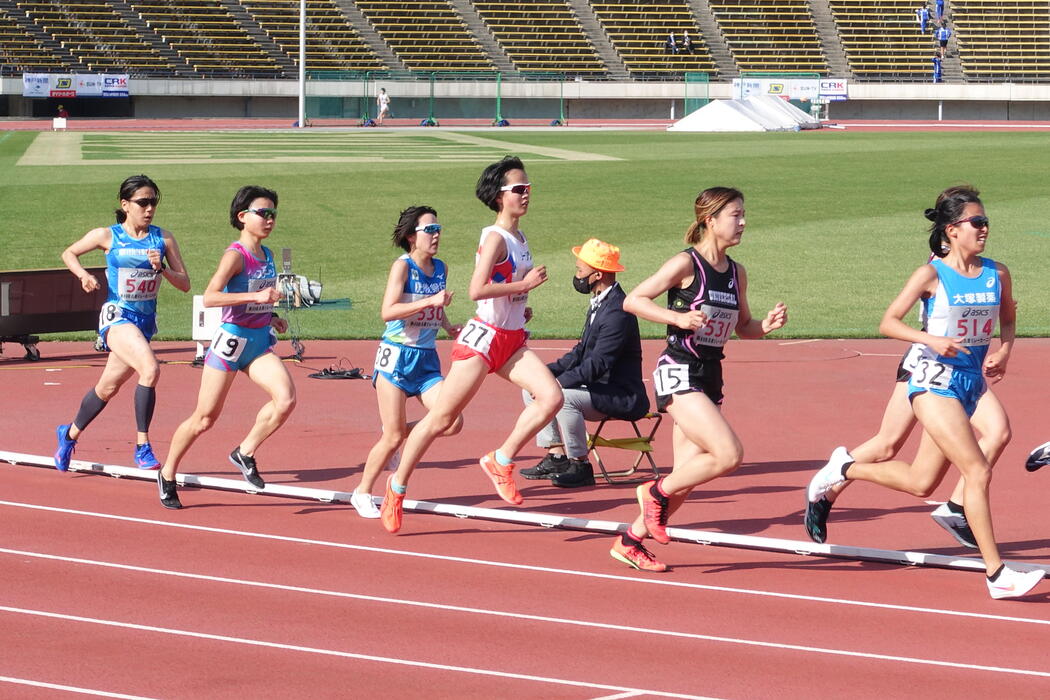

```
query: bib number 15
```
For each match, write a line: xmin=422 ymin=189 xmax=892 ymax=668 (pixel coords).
xmin=653 ymin=363 xmax=689 ymax=397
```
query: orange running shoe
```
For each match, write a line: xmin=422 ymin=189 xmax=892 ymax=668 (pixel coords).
xmin=609 ymin=536 xmax=668 ymax=573
xmin=380 ymin=475 xmax=404 ymax=533
xmin=479 ymin=452 xmax=523 ymax=505
xmin=637 ymin=480 xmax=670 ymax=544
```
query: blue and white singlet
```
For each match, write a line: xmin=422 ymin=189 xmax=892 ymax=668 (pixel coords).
xmin=916 ymin=256 xmax=1001 ymax=374
xmin=104 ymin=223 xmax=165 ymax=317
xmin=382 ymin=255 xmax=447 ymax=349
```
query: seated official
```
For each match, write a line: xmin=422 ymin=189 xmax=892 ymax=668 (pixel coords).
xmin=521 ymin=238 xmax=649 ymax=487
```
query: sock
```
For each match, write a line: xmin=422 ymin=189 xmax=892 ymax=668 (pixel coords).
xmin=134 ymin=384 xmax=156 ymax=433
xmin=73 ymin=389 xmax=108 ymax=432
xmin=841 ymin=458 xmax=855 ymax=479
xmin=622 ymin=530 xmax=643 ymax=546
xmin=549 ymin=453 xmax=568 ymax=463
xmin=987 ymin=564 xmax=1005 ymax=582
xmin=494 ymin=449 xmax=513 ymax=466
xmin=946 ymin=500 xmax=965 ymax=515
xmin=391 ymin=479 xmax=407 ymax=495
xmin=652 ymin=479 xmax=670 ymax=499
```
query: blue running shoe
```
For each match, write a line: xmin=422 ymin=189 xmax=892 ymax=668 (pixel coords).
xmin=54 ymin=424 xmax=76 ymax=472
xmin=134 ymin=442 xmax=161 ymax=470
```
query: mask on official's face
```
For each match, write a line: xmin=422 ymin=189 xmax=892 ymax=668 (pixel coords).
xmin=572 ymin=272 xmax=596 ymax=295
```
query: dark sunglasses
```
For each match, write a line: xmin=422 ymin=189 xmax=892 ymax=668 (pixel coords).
xmin=130 ymin=197 xmax=158 ymax=208
xmin=500 ymin=183 xmax=531 ymax=195
xmin=950 ymin=215 xmax=989 ymax=229
xmin=243 ymin=207 xmax=278 ymax=220
xmin=415 ymin=223 xmax=442 ymax=234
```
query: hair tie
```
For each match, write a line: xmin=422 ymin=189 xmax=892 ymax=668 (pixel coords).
xmin=923 ymin=208 xmax=938 ymax=222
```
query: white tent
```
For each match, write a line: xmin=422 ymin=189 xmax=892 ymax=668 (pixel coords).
xmin=668 ymin=95 xmax=820 ymax=132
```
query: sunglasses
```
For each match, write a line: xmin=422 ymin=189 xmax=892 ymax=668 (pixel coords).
xmin=129 ymin=197 xmax=158 ymax=208
xmin=415 ymin=223 xmax=442 ymax=234
xmin=950 ymin=215 xmax=989 ymax=229
xmin=499 ymin=183 xmax=531 ymax=195
xmin=243 ymin=207 xmax=278 ymax=220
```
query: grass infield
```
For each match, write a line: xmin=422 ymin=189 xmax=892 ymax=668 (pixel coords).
xmin=2 ymin=128 xmax=1049 ymax=340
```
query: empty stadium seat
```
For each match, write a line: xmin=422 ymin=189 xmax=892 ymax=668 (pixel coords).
xmin=474 ymin=1 xmax=606 ymax=74
xmin=355 ymin=0 xmax=493 ymax=72
xmin=591 ymin=0 xmax=718 ymax=77
xmin=711 ymin=0 xmax=828 ymax=74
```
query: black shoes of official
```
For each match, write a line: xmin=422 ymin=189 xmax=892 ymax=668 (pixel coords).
xmin=521 ymin=453 xmax=570 ymax=480
xmin=552 ymin=459 xmax=595 ymax=488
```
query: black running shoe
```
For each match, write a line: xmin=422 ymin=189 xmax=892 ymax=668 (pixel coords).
xmin=520 ymin=454 xmax=569 ymax=480
xmin=229 ymin=447 xmax=266 ymax=489
xmin=157 ymin=471 xmax=182 ymax=510
xmin=805 ymin=497 xmax=832 ymax=544
xmin=1025 ymin=441 xmax=1050 ymax=472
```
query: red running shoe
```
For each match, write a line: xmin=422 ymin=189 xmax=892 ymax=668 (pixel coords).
xmin=380 ymin=475 xmax=404 ymax=533
xmin=610 ymin=536 xmax=668 ymax=573
xmin=479 ymin=452 xmax=523 ymax=505
xmin=637 ymin=480 xmax=670 ymax=544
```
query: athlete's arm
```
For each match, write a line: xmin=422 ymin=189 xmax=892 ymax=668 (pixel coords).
xmin=61 ymin=227 xmax=111 ymax=293
xmin=202 ymin=249 xmax=279 ymax=308
xmin=734 ymin=264 xmax=787 ymax=339
xmin=880 ymin=264 xmax=967 ymax=357
xmin=623 ymin=252 xmax=705 ymax=330
xmin=467 ymin=230 xmax=546 ymax=301
xmin=380 ymin=258 xmax=451 ymax=322
xmin=159 ymin=230 xmax=191 ymax=292
xmin=984 ymin=262 xmax=1015 ymax=382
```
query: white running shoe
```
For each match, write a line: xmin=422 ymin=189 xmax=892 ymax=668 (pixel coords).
xmin=351 ymin=489 xmax=381 ymax=518
xmin=929 ymin=503 xmax=978 ymax=548
xmin=987 ymin=566 xmax=1044 ymax=600
xmin=807 ymin=446 xmax=853 ymax=503
xmin=386 ymin=450 xmax=401 ymax=472
xmin=1025 ymin=440 xmax=1050 ymax=472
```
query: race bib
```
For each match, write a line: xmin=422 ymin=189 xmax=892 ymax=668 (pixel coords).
xmin=900 ymin=343 xmax=924 ymax=373
xmin=947 ymin=304 xmax=997 ymax=347
xmin=118 ymin=267 xmax=161 ymax=302
xmin=692 ymin=304 xmax=739 ymax=348
xmin=409 ymin=305 xmax=444 ymax=330
xmin=456 ymin=319 xmax=494 ymax=354
xmin=374 ymin=342 xmax=402 ymax=373
xmin=246 ymin=278 xmax=277 ymax=314
xmin=210 ymin=327 xmax=247 ymax=364
xmin=653 ymin=363 xmax=690 ymax=397
xmin=911 ymin=358 xmax=953 ymax=390
xmin=98 ymin=302 xmax=124 ymax=329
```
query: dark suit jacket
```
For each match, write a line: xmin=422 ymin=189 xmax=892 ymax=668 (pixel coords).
xmin=547 ymin=283 xmax=650 ymax=421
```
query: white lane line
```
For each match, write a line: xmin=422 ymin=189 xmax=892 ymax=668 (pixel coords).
xmin=0 ymin=606 xmax=707 ymax=699
xmin=591 ymin=692 xmax=648 ymax=700
xmin=1 ymin=500 xmax=1048 ymax=628
xmin=0 ymin=675 xmax=154 ymax=699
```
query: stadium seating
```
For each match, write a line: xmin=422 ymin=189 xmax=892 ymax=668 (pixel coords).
xmin=953 ymin=1 xmax=1050 ymax=81
xmin=16 ymin=1 xmax=173 ymax=74
xmin=829 ymin=0 xmax=933 ymax=80
xmin=591 ymin=0 xmax=717 ymax=76
xmin=354 ymin=1 xmax=493 ymax=72
xmin=473 ymin=1 xmax=606 ymax=74
xmin=0 ymin=8 xmax=66 ymax=73
xmin=710 ymin=0 xmax=827 ymax=74
xmin=130 ymin=0 xmax=282 ymax=76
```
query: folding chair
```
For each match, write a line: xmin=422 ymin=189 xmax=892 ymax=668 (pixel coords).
xmin=586 ymin=412 xmax=663 ymax=485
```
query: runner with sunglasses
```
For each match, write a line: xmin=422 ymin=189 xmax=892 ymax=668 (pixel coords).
xmin=54 ymin=175 xmax=191 ymax=473
xmin=805 ymin=245 xmax=1011 ymax=548
xmin=807 ymin=186 xmax=1043 ymax=599
xmin=349 ymin=206 xmax=464 ymax=518
xmin=615 ymin=187 xmax=787 ymax=572
xmin=156 ymin=186 xmax=295 ymax=508
xmin=379 ymin=156 xmax=563 ymax=533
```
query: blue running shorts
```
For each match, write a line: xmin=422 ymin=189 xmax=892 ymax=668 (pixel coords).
xmin=98 ymin=302 xmax=157 ymax=349
xmin=204 ymin=323 xmax=277 ymax=372
xmin=372 ymin=341 xmax=443 ymax=397
xmin=907 ymin=359 xmax=985 ymax=416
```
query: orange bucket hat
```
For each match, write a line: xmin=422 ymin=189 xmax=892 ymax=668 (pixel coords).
xmin=571 ymin=238 xmax=625 ymax=272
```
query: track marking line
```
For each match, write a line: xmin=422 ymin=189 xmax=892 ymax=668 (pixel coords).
xmin=592 ymin=692 xmax=648 ymax=700
xmin=0 ymin=606 xmax=709 ymax=699
xmin=0 ymin=675 xmax=154 ymax=699
xmin=1 ymin=500 xmax=1048 ymax=628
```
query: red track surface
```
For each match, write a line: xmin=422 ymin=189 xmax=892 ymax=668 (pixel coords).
xmin=2 ymin=338 xmax=1049 ymax=698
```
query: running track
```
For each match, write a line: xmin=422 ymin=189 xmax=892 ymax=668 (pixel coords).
xmin=2 ymin=338 xmax=1048 ymax=698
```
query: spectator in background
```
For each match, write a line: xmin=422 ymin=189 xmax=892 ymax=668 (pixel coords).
xmin=935 ymin=20 xmax=952 ymax=58
xmin=376 ymin=87 xmax=390 ymax=125
xmin=665 ymin=32 xmax=677 ymax=55
xmin=932 ymin=53 xmax=943 ymax=83
xmin=915 ymin=4 xmax=930 ymax=33
xmin=935 ymin=0 xmax=945 ymax=20
xmin=681 ymin=31 xmax=693 ymax=55
xmin=56 ymin=104 xmax=69 ymax=118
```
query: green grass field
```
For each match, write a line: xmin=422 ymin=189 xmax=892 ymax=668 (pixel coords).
xmin=3 ymin=127 xmax=1050 ymax=340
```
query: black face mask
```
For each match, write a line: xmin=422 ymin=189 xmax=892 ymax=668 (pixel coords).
xmin=572 ymin=273 xmax=596 ymax=295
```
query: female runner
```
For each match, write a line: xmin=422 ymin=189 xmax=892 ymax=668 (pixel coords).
xmin=54 ymin=175 xmax=190 ymax=472
xmin=616 ymin=186 xmax=787 ymax=572
xmin=157 ymin=185 xmax=295 ymax=508
xmin=807 ymin=185 xmax=1042 ymax=599
xmin=349 ymin=205 xmax=464 ymax=518
xmin=378 ymin=156 xmax=563 ymax=533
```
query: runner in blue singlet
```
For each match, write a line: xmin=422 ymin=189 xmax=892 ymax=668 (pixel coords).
xmin=53 ymin=175 xmax=191 ymax=472
xmin=808 ymin=185 xmax=1042 ymax=600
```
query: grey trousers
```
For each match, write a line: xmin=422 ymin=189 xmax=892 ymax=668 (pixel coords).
xmin=522 ymin=387 xmax=607 ymax=459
